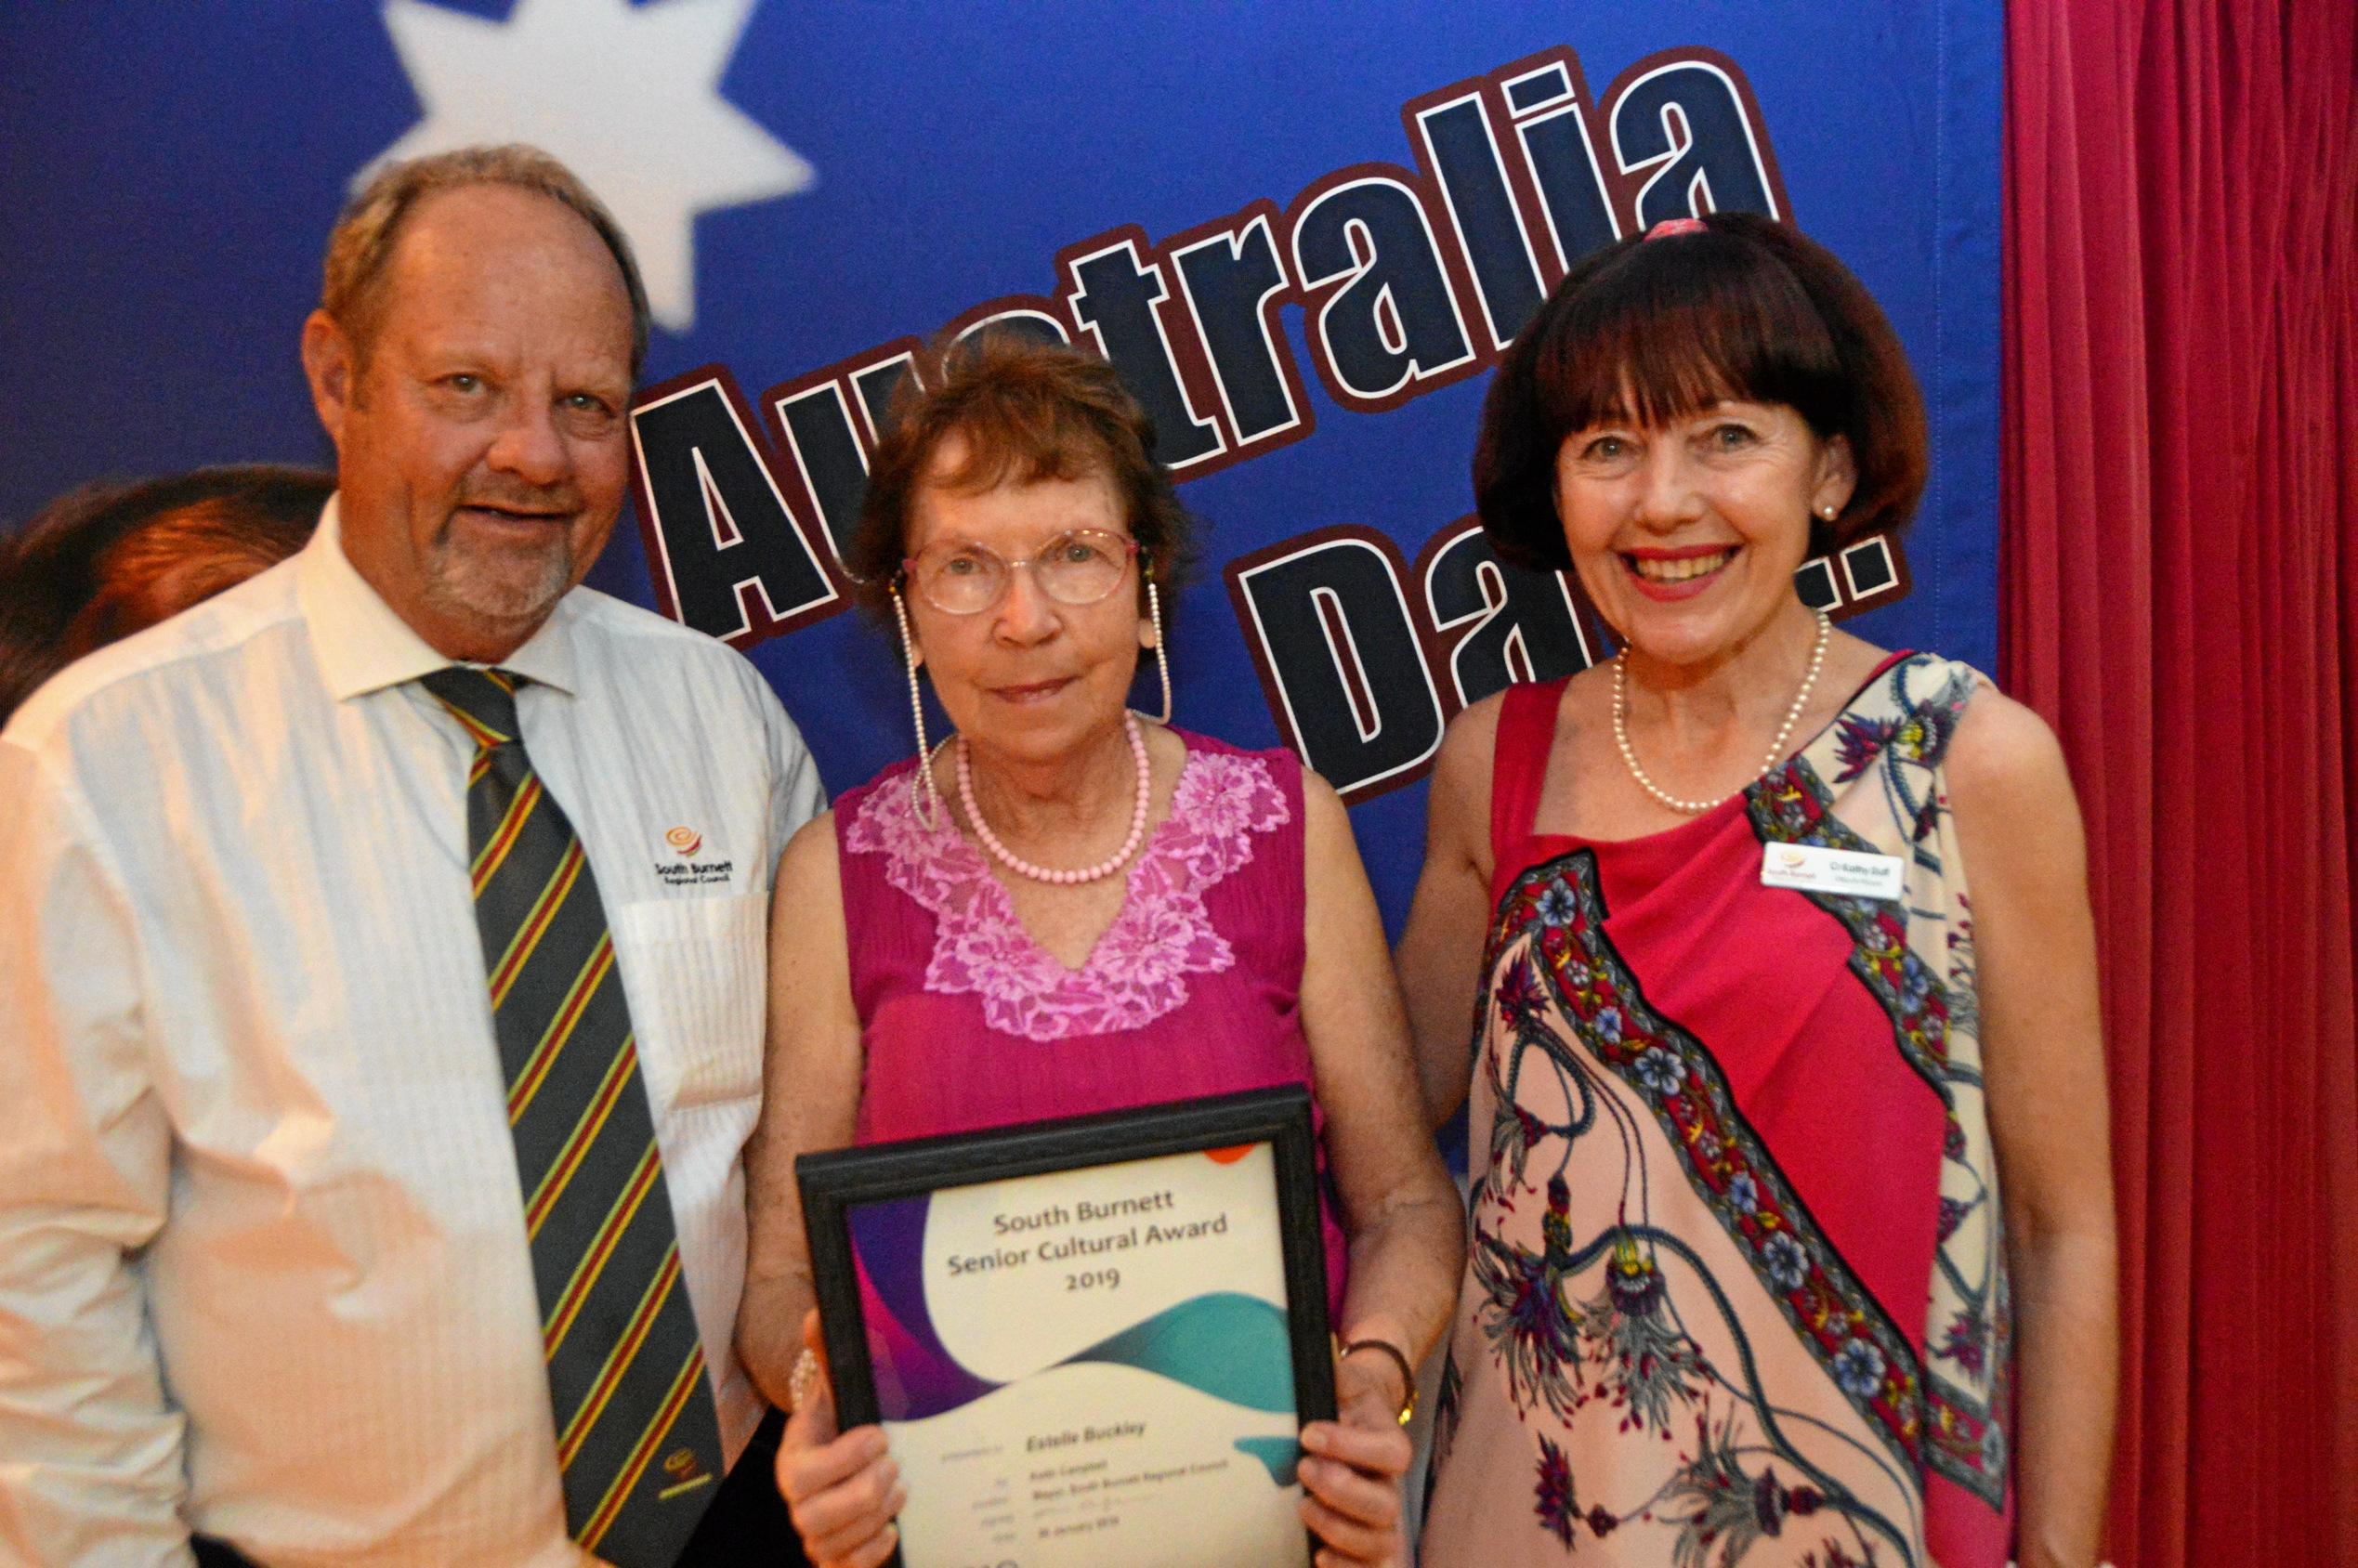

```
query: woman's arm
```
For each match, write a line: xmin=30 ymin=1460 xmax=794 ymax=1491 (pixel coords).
xmin=737 ymin=812 xmax=862 ymax=1403
xmin=1301 ymin=768 xmax=1464 ymax=1373
xmin=1946 ymin=690 xmax=2118 ymax=1568
xmin=1395 ymin=698 xmax=1502 ymax=1127
xmin=1294 ymin=769 xmax=1467 ymax=1564
xmin=737 ymin=813 xmax=904 ymax=1568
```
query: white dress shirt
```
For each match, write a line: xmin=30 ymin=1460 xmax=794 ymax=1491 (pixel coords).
xmin=0 ymin=501 xmax=824 ymax=1567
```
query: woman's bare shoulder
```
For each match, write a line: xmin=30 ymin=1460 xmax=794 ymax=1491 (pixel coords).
xmin=1946 ymin=684 xmax=2074 ymax=808
xmin=771 ymin=809 xmax=846 ymax=940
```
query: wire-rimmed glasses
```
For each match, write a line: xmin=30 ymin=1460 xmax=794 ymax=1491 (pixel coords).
xmin=902 ymin=529 xmax=1139 ymax=616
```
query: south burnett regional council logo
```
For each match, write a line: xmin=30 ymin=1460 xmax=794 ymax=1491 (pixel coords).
xmin=656 ymin=825 xmax=732 ymax=888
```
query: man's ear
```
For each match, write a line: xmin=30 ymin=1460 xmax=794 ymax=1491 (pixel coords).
xmin=300 ymin=309 xmax=356 ymax=450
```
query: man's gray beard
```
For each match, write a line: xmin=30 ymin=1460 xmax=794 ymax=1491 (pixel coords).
xmin=422 ymin=534 xmax=572 ymax=628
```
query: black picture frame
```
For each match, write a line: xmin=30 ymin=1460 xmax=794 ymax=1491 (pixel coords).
xmin=795 ymin=1085 xmax=1337 ymax=1568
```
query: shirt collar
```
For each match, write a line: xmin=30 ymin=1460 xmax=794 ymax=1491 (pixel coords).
xmin=297 ymin=494 xmax=582 ymax=701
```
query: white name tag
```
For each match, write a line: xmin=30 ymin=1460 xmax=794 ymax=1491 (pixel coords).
xmin=1760 ymin=842 xmax=1906 ymax=900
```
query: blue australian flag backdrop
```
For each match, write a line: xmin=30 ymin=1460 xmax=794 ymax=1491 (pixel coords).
xmin=0 ymin=0 xmax=2002 ymax=930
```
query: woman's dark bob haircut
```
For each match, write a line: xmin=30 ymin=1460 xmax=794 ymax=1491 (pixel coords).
xmin=847 ymin=331 xmax=1197 ymax=622
xmin=1474 ymin=211 xmax=1928 ymax=569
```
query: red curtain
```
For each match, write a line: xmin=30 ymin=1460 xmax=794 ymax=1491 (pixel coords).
xmin=2001 ymin=2 xmax=2358 ymax=1563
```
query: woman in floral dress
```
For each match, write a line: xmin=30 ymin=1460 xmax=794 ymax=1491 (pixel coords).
xmin=1401 ymin=216 xmax=2116 ymax=1568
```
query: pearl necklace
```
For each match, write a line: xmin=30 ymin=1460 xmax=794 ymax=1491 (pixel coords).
xmin=1611 ymin=610 xmax=1831 ymax=815
xmin=957 ymin=712 xmax=1152 ymax=885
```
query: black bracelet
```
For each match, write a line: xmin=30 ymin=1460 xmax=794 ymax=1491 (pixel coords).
xmin=1339 ymin=1337 xmax=1417 ymax=1426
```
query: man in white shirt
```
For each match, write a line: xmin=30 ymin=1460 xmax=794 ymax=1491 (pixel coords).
xmin=0 ymin=147 xmax=822 ymax=1566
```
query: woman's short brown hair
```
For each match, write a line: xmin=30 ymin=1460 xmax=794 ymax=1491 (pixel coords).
xmin=1474 ymin=212 xmax=1928 ymax=569
xmin=846 ymin=332 xmax=1197 ymax=622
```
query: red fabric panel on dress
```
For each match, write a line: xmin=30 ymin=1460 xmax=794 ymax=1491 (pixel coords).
xmin=1487 ymin=676 xmax=1566 ymax=881
xmin=1587 ymin=806 xmax=1947 ymax=1370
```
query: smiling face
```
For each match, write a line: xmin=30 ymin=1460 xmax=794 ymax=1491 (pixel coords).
xmin=301 ymin=183 xmax=636 ymax=661
xmin=903 ymin=435 xmax=1152 ymax=768
xmin=1554 ymin=398 xmax=1854 ymax=669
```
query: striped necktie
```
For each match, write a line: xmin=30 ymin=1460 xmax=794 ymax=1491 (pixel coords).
xmin=420 ymin=666 xmax=723 ymax=1566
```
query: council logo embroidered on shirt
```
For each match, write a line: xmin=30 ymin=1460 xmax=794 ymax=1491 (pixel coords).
xmin=655 ymin=825 xmax=733 ymax=888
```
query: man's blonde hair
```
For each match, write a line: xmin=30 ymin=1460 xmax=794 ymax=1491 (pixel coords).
xmin=320 ymin=144 xmax=649 ymax=374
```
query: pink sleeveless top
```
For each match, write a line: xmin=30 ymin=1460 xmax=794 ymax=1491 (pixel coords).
xmin=1421 ymin=656 xmax=2012 ymax=1568
xmin=834 ymin=729 xmax=1349 ymax=1310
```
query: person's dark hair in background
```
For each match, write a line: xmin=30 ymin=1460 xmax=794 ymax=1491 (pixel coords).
xmin=0 ymin=464 xmax=332 ymax=725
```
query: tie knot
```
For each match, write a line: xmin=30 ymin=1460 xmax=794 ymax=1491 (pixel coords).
xmin=421 ymin=666 xmax=524 ymax=748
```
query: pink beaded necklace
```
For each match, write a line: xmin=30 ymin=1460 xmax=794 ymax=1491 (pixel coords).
xmin=955 ymin=712 xmax=1152 ymax=885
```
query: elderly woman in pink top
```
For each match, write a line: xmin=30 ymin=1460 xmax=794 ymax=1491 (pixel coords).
xmin=736 ymin=334 xmax=1461 ymax=1568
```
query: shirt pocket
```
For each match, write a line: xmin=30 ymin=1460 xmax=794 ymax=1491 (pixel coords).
xmin=610 ymin=892 xmax=766 ymax=1117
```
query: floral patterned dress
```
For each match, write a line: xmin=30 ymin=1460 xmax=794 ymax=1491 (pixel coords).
xmin=1420 ymin=654 xmax=2011 ymax=1568
xmin=833 ymin=727 xmax=1350 ymax=1310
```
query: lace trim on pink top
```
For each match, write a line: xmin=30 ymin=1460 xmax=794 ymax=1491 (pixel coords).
xmin=844 ymin=748 xmax=1291 ymax=1041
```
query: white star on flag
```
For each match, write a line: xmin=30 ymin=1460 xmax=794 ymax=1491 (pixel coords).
xmin=362 ymin=0 xmax=813 ymax=334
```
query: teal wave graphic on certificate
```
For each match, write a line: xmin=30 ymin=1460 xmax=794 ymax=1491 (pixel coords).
xmin=1070 ymin=1292 xmax=1295 ymax=1413
xmin=848 ymin=1190 xmax=1299 ymax=1441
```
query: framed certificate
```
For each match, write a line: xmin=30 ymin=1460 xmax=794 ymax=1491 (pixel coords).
xmin=796 ymin=1086 xmax=1337 ymax=1567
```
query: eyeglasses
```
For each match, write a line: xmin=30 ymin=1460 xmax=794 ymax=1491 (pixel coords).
xmin=902 ymin=529 xmax=1140 ymax=616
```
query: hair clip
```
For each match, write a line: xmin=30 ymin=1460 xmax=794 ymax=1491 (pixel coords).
xmin=1644 ymin=216 xmax=1708 ymax=240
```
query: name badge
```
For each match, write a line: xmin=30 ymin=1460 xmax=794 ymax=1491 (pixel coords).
xmin=1760 ymin=842 xmax=1906 ymax=900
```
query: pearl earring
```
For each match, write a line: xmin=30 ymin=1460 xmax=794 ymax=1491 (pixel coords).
xmin=891 ymin=586 xmax=946 ymax=830
xmin=1819 ymin=503 xmax=1840 ymax=520
xmin=1146 ymin=576 xmax=1172 ymax=725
